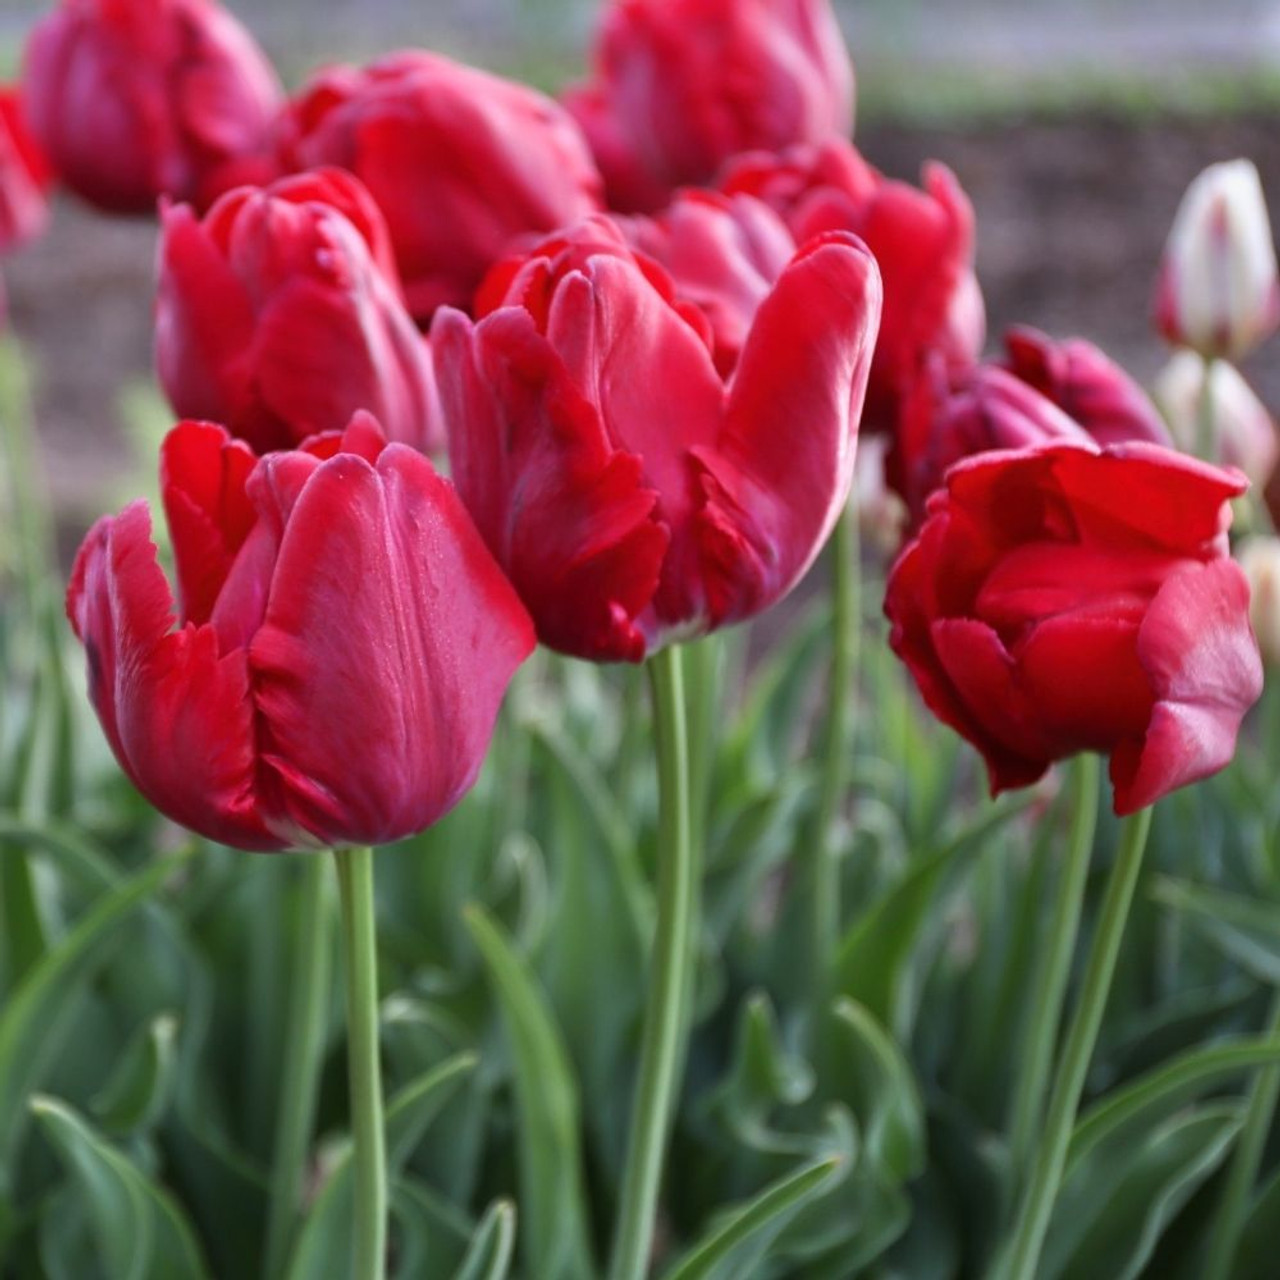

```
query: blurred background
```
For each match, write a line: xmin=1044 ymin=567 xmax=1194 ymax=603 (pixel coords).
xmin=3 ymin=0 xmax=1280 ymax=553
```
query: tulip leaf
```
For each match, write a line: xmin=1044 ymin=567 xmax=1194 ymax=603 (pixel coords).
xmin=1234 ymin=1163 xmax=1280 ymax=1280
xmin=452 ymin=1199 xmax=517 ymax=1280
xmin=390 ymin=1175 xmax=475 ymax=1278
xmin=1043 ymin=1103 xmax=1242 ymax=1280
xmin=464 ymin=903 xmax=595 ymax=1280
xmin=829 ymin=998 xmax=926 ymax=1182
xmin=90 ymin=1012 xmax=180 ymax=1137
xmin=31 ymin=1094 xmax=211 ymax=1280
xmin=661 ymin=1156 xmax=844 ymax=1280
xmin=1151 ymin=875 xmax=1280 ymax=983
xmin=0 ymin=849 xmax=192 ymax=1187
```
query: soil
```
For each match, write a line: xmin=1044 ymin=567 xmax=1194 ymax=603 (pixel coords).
xmin=8 ymin=112 xmax=1280 ymax=560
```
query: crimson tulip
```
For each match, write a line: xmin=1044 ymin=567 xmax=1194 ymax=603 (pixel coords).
xmin=1002 ymin=326 xmax=1171 ymax=448
xmin=433 ymin=215 xmax=881 ymax=663
xmin=67 ymin=415 xmax=535 ymax=851
xmin=21 ymin=0 xmax=282 ymax=215
xmin=156 ymin=168 xmax=441 ymax=455
xmin=0 ymin=87 xmax=51 ymax=251
xmin=885 ymin=442 xmax=1262 ymax=814
xmin=277 ymin=51 xmax=603 ymax=323
xmin=616 ymin=190 xmax=796 ymax=375
xmin=892 ymin=359 xmax=1089 ymax=525
xmin=563 ymin=0 xmax=854 ymax=213
xmin=721 ymin=140 xmax=984 ymax=431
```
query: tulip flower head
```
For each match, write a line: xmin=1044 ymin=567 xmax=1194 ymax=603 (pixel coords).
xmin=1238 ymin=536 xmax=1280 ymax=667
xmin=278 ymin=51 xmax=604 ymax=323
xmin=22 ymin=0 xmax=283 ymax=214
xmin=156 ymin=168 xmax=442 ymax=455
xmin=0 ymin=87 xmax=52 ymax=252
xmin=1002 ymin=326 xmax=1171 ymax=448
xmin=67 ymin=415 xmax=536 ymax=851
xmin=1155 ymin=159 xmax=1280 ymax=362
xmin=563 ymin=0 xmax=854 ymax=213
xmin=892 ymin=359 xmax=1089 ymax=526
xmin=722 ymin=140 xmax=984 ymax=432
xmin=1153 ymin=350 xmax=1279 ymax=489
xmin=885 ymin=442 xmax=1263 ymax=814
xmin=433 ymin=215 xmax=882 ymax=662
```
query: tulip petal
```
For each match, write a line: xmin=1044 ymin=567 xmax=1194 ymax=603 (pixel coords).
xmin=66 ymin=503 xmax=280 ymax=850
xmin=1111 ymin=559 xmax=1263 ymax=814
xmin=693 ymin=232 xmax=881 ymax=625
xmin=248 ymin=446 xmax=535 ymax=846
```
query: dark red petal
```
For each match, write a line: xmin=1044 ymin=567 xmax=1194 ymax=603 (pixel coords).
xmin=1111 ymin=559 xmax=1263 ymax=813
xmin=248 ymin=446 xmax=535 ymax=846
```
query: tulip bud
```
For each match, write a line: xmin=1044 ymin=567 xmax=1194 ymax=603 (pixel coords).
xmin=22 ymin=0 xmax=283 ymax=215
xmin=1238 ymin=536 xmax=1280 ymax=667
xmin=562 ymin=0 xmax=854 ymax=213
xmin=1155 ymin=159 xmax=1280 ymax=361
xmin=1153 ymin=350 xmax=1278 ymax=489
xmin=156 ymin=169 xmax=441 ymax=455
xmin=853 ymin=435 xmax=907 ymax=557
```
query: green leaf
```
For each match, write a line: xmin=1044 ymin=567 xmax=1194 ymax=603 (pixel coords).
xmin=286 ymin=1052 xmax=477 ymax=1280
xmin=829 ymin=998 xmax=926 ymax=1182
xmin=832 ymin=794 xmax=1036 ymax=1035
xmin=31 ymin=1094 xmax=211 ymax=1280
xmin=0 ymin=850 xmax=192 ymax=1185
xmin=1068 ymin=1034 xmax=1280 ymax=1168
xmin=452 ymin=1200 xmax=517 ymax=1280
xmin=90 ymin=1012 xmax=179 ymax=1136
xmin=661 ymin=1157 xmax=844 ymax=1280
xmin=1234 ymin=1163 xmax=1280 ymax=1280
xmin=464 ymin=904 xmax=595 ymax=1280
xmin=1151 ymin=876 xmax=1280 ymax=983
xmin=1044 ymin=1103 xmax=1242 ymax=1280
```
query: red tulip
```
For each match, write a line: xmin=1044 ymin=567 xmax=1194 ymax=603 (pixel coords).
xmin=615 ymin=190 xmax=796 ymax=376
xmin=277 ymin=52 xmax=603 ymax=324
xmin=156 ymin=169 xmax=441 ymax=455
xmin=563 ymin=0 xmax=854 ymax=214
xmin=892 ymin=359 xmax=1089 ymax=526
xmin=1002 ymin=326 xmax=1171 ymax=448
xmin=21 ymin=0 xmax=282 ymax=215
xmin=0 ymin=87 xmax=52 ymax=252
xmin=722 ymin=140 xmax=984 ymax=431
xmin=66 ymin=415 xmax=535 ymax=851
xmin=885 ymin=442 xmax=1262 ymax=814
xmin=433 ymin=215 xmax=881 ymax=662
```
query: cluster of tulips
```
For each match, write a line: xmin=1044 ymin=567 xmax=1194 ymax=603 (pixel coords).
xmin=1 ymin=0 xmax=1279 ymax=1277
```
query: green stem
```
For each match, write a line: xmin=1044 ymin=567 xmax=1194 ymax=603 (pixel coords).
xmin=1195 ymin=354 xmax=1219 ymax=464
xmin=609 ymin=645 xmax=695 ymax=1280
xmin=333 ymin=846 xmax=387 ymax=1280
xmin=1007 ymin=754 xmax=1101 ymax=1173
xmin=999 ymin=802 xmax=1153 ymax=1280
xmin=1202 ymin=987 xmax=1280 ymax=1280
xmin=263 ymin=857 xmax=333 ymax=1280
xmin=807 ymin=509 xmax=859 ymax=998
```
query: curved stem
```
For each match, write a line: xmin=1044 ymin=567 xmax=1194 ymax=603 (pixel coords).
xmin=334 ymin=846 xmax=387 ymax=1280
xmin=1202 ymin=988 xmax=1280 ymax=1280
xmin=609 ymin=645 xmax=694 ymax=1280
xmin=805 ymin=509 xmax=859 ymax=1009
xmin=1007 ymin=754 xmax=1101 ymax=1173
xmin=999 ymin=802 xmax=1153 ymax=1280
xmin=263 ymin=857 xmax=333 ymax=1280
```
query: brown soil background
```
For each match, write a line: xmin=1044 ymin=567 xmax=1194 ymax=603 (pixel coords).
xmin=8 ymin=113 xmax=1280 ymax=558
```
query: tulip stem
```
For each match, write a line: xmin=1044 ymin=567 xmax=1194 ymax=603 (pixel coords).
xmin=333 ymin=845 xmax=387 ymax=1280
xmin=808 ymin=508 xmax=859 ymax=1006
xmin=1201 ymin=987 xmax=1280 ymax=1280
xmin=263 ymin=857 xmax=333 ymax=1280
xmin=1006 ymin=753 xmax=1101 ymax=1174
xmin=1196 ymin=354 xmax=1219 ymax=463
xmin=998 ymin=801 xmax=1153 ymax=1280
xmin=609 ymin=645 xmax=695 ymax=1280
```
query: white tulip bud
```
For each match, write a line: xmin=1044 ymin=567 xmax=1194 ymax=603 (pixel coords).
xmin=1238 ymin=536 xmax=1280 ymax=666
